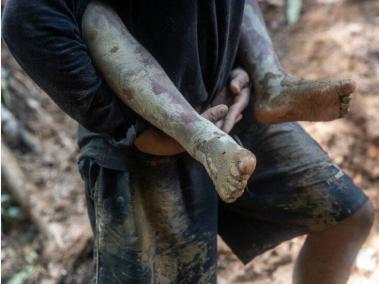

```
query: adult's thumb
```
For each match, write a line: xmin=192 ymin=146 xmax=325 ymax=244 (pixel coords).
xmin=202 ymin=104 xmax=229 ymax=123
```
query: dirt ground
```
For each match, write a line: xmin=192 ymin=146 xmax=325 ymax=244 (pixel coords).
xmin=2 ymin=0 xmax=379 ymax=283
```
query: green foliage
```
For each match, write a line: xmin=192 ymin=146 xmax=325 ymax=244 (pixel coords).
xmin=1 ymin=69 xmax=13 ymax=106
xmin=1 ymin=194 xmax=24 ymax=232
xmin=7 ymin=265 xmax=35 ymax=284
xmin=286 ymin=0 xmax=303 ymax=25
xmin=24 ymin=249 xmax=38 ymax=264
xmin=2 ymin=89 xmax=14 ymax=107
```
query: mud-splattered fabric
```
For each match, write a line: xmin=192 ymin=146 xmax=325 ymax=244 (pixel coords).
xmin=78 ymin=121 xmax=368 ymax=283
xmin=79 ymin=152 xmax=219 ymax=283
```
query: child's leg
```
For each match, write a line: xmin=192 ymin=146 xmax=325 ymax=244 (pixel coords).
xmin=82 ymin=1 xmax=256 ymax=202
xmin=239 ymin=0 xmax=354 ymax=124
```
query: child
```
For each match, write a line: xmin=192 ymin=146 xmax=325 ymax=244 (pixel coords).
xmin=82 ymin=1 xmax=355 ymax=203
xmin=82 ymin=2 xmax=256 ymax=203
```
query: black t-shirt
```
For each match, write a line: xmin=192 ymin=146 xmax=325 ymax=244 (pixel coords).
xmin=3 ymin=0 xmax=245 ymax=169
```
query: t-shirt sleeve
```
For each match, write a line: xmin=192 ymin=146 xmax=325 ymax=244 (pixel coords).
xmin=2 ymin=0 xmax=141 ymax=138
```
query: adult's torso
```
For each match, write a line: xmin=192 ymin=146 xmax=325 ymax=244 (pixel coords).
xmin=82 ymin=0 xmax=245 ymax=107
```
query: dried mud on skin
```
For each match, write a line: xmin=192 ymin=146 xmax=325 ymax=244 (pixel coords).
xmin=2 ymin=0 xmax=379 ymax=283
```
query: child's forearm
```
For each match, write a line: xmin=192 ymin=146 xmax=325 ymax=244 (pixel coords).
xmin=82 ymin=2 xmax=223 ymax=157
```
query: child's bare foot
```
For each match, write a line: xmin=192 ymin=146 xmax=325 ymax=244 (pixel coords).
xmin=193 ymin=133 xmax=256 ymax=203
xmin=254 ymin=74 xmax=355 ymax=124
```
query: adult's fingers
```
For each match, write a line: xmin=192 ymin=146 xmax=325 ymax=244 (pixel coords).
xmin=235 ymin=114 xmax=243 ymax=123
xmin=230 ymin=68 xmax=250 ymax=95
xmin=210 ymin=87 xmax=232 ymax=107
xmin=201 ymin=104 xmax=228 ymax=123
xmin=215 ymin=120 xmax=224 ymax=129
xmin=217 ymin=114 xmax=243 ymax=131
xmin=221 ymin=87 xmax=250 ymax=133
xmin=222 ymin=106 xmax=241 ymax=133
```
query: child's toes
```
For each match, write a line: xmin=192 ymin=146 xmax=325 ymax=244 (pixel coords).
xmin=341 ymin=94 xmax=352 ymax=104
xmin=229 ymin=191 xmax=244 ymax=202
xmin=340 ymin=103 xmax=350 ymax=116
xmin=238 ymin=155 xmax=256 ymax=175
xmin=226 ymin=186 xmax=244 ymax=202
xmin=338 ymin=79 xmax=356 ymax=96
xmin=227 ymin=177 xmax=243 ymax=188
xmin=222 ymin=188 xmax=239 ymax=203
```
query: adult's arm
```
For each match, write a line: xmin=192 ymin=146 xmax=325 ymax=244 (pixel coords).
xmin=2 ymin=0 xmax=136 ymax=136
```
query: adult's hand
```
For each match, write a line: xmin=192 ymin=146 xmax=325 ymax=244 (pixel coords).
xmin=211 ymin=68 xmax=250 ymax=133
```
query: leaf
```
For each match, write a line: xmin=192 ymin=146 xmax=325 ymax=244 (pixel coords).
xmin=7 ymin=265 xmax=35 ymax=284
xmin=286 ymin=0 xmax=303 ymax=24
xmin=6 ymin=206 xmax=23 ymax=220
xmin=1 ymin=194 xmax=12 ymax=204
xmin=24 ymin=249 xmax=38 ymax=264
xmin=1 ymin=89 xmax=13 ymax=107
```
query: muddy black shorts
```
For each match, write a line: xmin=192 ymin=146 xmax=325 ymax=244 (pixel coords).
xmin=78 ymin=122 xmax=368 ymax=283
